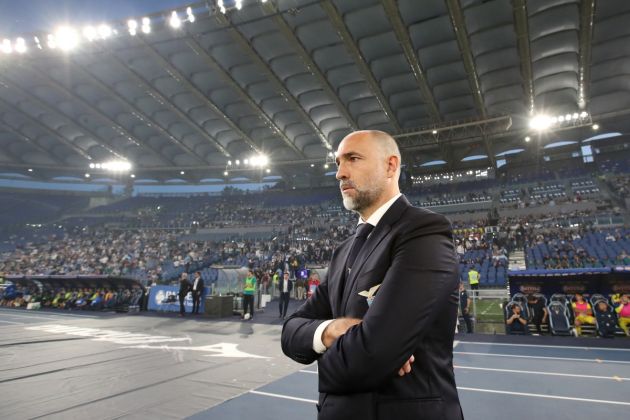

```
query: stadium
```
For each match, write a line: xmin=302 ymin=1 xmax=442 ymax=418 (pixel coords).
xmin=0 ymin=0 xmax=629 ymax=418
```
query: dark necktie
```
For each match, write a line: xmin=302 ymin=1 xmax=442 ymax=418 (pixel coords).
xmin=346 ymin=223 xmax=374 ymax=273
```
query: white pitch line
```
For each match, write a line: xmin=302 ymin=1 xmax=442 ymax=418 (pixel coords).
xmin=0 ymin=312 xmax=98 ymax=321
xmin=455 ymin=351 xmax=630 ymax=365
xmin=455 ymin=365 xmax=630 ymax=381
xmin=0 ymin=320 xmax=22 ymax=325
xmin=299 ymin=369 xmax=318 ymax=375
xmin=457 ymin=386 xmax=630 ymax=406
xmin=249 ymin=390 xmax=317 ymax=404
xmin=249 ymin=387 xmax=630 ymax=408
xmin=458 ymin=340 xmax=630 ymax=352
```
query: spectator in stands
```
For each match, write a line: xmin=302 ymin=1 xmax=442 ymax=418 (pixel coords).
xmin=527 ymin=294 xmax=548 ymax=334
xmin=595 ymin=301 xmax=617 ymax=338
xmin=572 ymin=293 xmax=596 ymax=336
xmin=459 ymin=282 xmax=473 ymax=333
xmin=467 ymin=266 xmax=480 ymax=295
xmin=615 ymin=294 xmax=630 ymax=336
xmin=278 ymin=271 xmax=292 ymax=319
xmin=190 ymin=271 xmax=204 ymax=315
xmin=242 ymin=270 xmax=256 ymax=320
xmin=295 ymin=274 xmax=306 ymax=300
xmin=307 ymin=272 xmax=320 ymax=299
xmin=178 ymin=272 xmax=190 ymax=317
xmin=506 ymin=304 xmax=528 ymax=334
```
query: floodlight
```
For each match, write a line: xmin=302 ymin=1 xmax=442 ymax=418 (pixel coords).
xmin=235 ymin=160 xmax=240 ymax=165
xmin=89 ymin=163 xmax=95 ymax=169
xmin=128 ymin=20 xmax=138 ymax=36
xmin=54 ymin=26 xmax=79 ymax=51
xmin=130 ymin=174 xmax=135 ymax=178
xmin=244 ymin=159 xmax=249 ymax=165
xmin=180 ymin=170 xmax=185 ymax=175
xmin=141 ymin=17 xmax=151 ymax=34
xmin=46 ymin=34 xmax=57 ymax=49
xmin=28 ymin=168 xmax=33 ymax=172
xmin=525 ymin=136 xmax=531 ymax=142
xmin=170 ymin=11 xmax=182 ymax=28
xmin=572 ymin=113 xmax=579 ymax=120
xmin=227 ymin=160 xmax=232 ymax=166
xmin=529 ymin=115 xmax=551 ymax=131
xmin=1 ymin=39 xmax=12 ymax=54
xmin=258 ymin=155 xmax=269 ymax=166
xmin=580 ymin=111 xmax=588 ymax=118
xmin=324 ymin=164 xmax=329 ymax=169
xmin=98 ymin=25 xmax=112 ymax=39
xmin=592 ymin=124 xmax=599 ymax=130
xmin=186 ymin=7 xmax=195 ymax=22
xmin=266 ymin=168 xmax=271 ymax=173
xmin=432 ymin=130 xmax=437 ymax=134
xmin=558 ymin=115 xmax=565 ymax=122
xmin=83 ymin=26 xmax=97 ymax=41
xmin=15 ymin=38 xmax=26 ymax=54
xmin=223 ymin=171 xmax=228 ymax=176
xmin=236 ymin=0 xmax=243 ymax=10
xmin=564 ymin=114 xmax=571 ymax=121
xmin=85 ymin=173 xmax=90 ymax=178
xmin=310 ymin=163 xmax=315 ymax=168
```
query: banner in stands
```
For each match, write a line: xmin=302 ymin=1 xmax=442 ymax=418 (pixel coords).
xmin=508 ymin=267 xmax=630 ymax=297
xmin=147 ymin=286 xmax=210 ymax=312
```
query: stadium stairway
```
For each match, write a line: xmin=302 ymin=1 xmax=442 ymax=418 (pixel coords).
xmin=509 ymin=250 xmax=526 ymax=271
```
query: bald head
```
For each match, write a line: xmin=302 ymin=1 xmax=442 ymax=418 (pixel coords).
xmin=338 ymin=130 xmax=402 ymax=178
xmin=335 ymin=130 xmax=401 ymax=219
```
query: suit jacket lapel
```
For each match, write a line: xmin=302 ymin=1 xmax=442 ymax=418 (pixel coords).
xmin=340 ymin=195 xmax=411 ymax=314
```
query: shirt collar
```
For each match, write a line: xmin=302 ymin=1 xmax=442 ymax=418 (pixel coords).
xmin=358 ymin=193 xmax=402 ymax=228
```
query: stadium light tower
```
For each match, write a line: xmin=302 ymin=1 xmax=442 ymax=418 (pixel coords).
xmin=169 ymin=11 xmax=182 ymax=28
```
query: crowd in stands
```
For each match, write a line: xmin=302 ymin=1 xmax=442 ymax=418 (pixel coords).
xmin=524 ymin=226 xmax=630 ymax=269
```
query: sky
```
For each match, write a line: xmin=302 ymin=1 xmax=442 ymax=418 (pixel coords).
xmin=0 ymin=0 xmax=193 ymax=36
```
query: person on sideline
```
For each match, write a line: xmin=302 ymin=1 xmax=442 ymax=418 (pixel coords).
xmin=191 ymin=271 xmax=204 ymax=315
xmin=459 ymin=282 xmax=473 ymax=333
xmin=178 ymin=272 xmax=191 ymax=317
xmin=242 ymin=270 xmax=256 ymax=320
xmin=278 ymin=271 xmax=293 ymax=320
xmin=281 ymin=130 xmax=462 ymax=419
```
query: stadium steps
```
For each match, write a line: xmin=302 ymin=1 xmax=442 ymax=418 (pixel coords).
xmin=508 ymin=250 xmax=526 ymax=271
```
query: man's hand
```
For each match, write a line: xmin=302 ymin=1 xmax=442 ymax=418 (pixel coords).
xmin=398 ymin=355 xmax=415 ymax=376
xmin=322 ymin=317 xmax=362 ymax=348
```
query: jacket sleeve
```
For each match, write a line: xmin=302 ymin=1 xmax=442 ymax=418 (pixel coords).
xmin=281 ymin=274 xmax=334 ymax=365
xmin=317 ymin=217 xmax=459 ymax=393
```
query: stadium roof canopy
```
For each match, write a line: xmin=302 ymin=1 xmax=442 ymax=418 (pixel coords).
xmin=0 ymin=0 xmax=629 ymax=183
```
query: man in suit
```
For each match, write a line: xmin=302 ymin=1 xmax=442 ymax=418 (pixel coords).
xmin=178 ymin=272 xmax=191 ymax=317
xmin=279 ymin=271 xmax=293 ymax=319
xmin=281 ymin=130 xmax=463 ymax=420
xmin=191 ymin=271 xmax=204 ymax=315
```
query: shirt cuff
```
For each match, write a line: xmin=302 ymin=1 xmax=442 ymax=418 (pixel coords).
xmin=312 ymin=319 xmax=334 ymax=354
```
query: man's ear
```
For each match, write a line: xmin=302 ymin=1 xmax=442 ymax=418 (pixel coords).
xmin=387 ymin=155 xmax=399 ymax=178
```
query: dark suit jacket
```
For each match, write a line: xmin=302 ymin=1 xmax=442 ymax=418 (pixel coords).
xmin=178 ymin=280 xmax=191 ymax=298
xmin=280 ymin=278 xmax=293 ymax=294
xmin=191 ymin=277 xmax=204 ymax=294
xmin=281 ymin=196 xmax=462 ymax=420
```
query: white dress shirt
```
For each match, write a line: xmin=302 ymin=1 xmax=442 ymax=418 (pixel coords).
xmin=312 ymin=193 xmax=402 ymax=354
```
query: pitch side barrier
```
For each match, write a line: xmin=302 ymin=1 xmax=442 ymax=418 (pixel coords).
xmin=507 ymin=267 xmax=630 ymax=297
